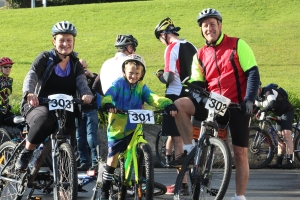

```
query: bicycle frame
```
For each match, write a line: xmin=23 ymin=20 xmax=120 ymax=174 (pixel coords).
xmin=259 ymin=116 xmax=284 ymax=149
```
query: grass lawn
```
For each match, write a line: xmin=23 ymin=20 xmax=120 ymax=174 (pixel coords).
xmin=1 ymin=0 xmax=300 ymax=112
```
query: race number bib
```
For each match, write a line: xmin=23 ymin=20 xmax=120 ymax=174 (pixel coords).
xmin=128 ymin=110 xmax=155 ymax=124
xmin=205 ymin=92 xmax=231 ymax=116
xmin=48 ymin=94 xmax=74 ymax=112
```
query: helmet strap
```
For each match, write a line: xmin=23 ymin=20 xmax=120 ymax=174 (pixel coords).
xmin=161 ymin=33 xmax=169 ymax=45
xmin=55 ymin=49 xmax=71 ymax=59
xmin=125 ymin=46 xmax=134 ymax=54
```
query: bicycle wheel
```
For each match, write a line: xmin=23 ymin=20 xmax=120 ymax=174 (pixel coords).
xmin=0 ymin=128 xmax=11 ymax=145
xmin=174 ymin=137 xmax=231 ymax=200
xmin=155 ymin=130 xmax=167 ymax=167
xmin=135 ymin=143 xmax=154 ymax=200
xmin=294 ymin=128 xmax=300 ymax=162
xmin=153 ymin=181 xmax=167 ymax=196
xmin=248 ymin=127 xmax=274 ymax=169
xmin=0 ymin=141 xmax=27 ymax=200
xmin=56 ymin=142 xmax=78 ymax=200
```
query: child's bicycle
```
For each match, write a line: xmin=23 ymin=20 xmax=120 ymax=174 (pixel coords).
xmin=90 ymin=109 xmax=168 ymax=200
xmin=0 ymin=94 xmax=80 ymax=200
xmin=248 ymin=109 xmax=300 ymax=169
xmin=174 ymin=77 xmax=238 ymax=200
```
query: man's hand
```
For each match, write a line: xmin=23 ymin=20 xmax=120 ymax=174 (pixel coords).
xmin=164 ymin=104 xmax=178 ymax=117
xmin=241 ymin=100 xmax=253 ymax=116
xmin=155 ymin=69 xmax=164 ymax=79
xmin=84 ymin=69 xmax=94 ymax=78
xmin=82 ymin=95 xmax=93 ymax=104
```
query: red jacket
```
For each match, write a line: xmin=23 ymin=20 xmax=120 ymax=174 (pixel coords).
xmin=198 ymin=34 xmax=247 ymax=103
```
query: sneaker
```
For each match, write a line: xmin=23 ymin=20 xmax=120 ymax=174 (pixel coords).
xmin=231 ymin=194 xmax=246 ymax=200
xmin=165 ymin=184 xmax=175 ymax=195
xmin=280 ymin=161 xmax=294 ymax=169
xmin=77 ymin=163 xmax=90 ymax=171
xmin=15 ymin=149 xmax=34 ymax=172
xmin=168 ymin=151 xmax=188 ymax=167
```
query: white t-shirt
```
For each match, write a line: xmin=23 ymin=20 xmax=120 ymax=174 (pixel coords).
xmin=100 ymin=52 xmax=127 ymax=94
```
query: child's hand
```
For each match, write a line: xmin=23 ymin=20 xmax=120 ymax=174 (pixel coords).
xmin=104 ymin=103 xmax=116 ymax=113
xmin=165 ymin=104 xmax=178 ymax=117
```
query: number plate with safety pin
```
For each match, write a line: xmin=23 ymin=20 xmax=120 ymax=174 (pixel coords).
xmin=48 ymin=94 xmax=74 ymax=112
xmin=128 ymin=110 xmax=155 ymax=124
xmin=205 ymin=92 xmax=231 ymax=116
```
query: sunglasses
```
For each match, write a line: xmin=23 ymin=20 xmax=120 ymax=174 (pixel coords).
xmin=2 ymin=66 xmax=12 ymax=69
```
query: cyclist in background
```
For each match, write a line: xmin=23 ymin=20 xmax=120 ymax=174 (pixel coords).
xmin=16 ymin=21 xmax=93 ymax=172
xmin=100 ymin=34 xmax=138 ymax=94
xmin=256 ymin=82 xmax=294 ymax=169
xmin=76 ymin=59 xmax=102 ymax=171
xmin=0 ymin=57 xmax=15 ymax=127
xmin=154 ymin=17 xmax=197 ymax=195
xmin=171 ymin=8 xmax=260 ymax=200
xmin=100 ymin=54 xmax=178 ymax=200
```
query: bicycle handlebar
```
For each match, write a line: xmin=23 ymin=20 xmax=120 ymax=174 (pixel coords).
xmin=38 ymin=97 xmax=83 ymax=105
xmin=182 ymin=76 xmax=241 ymax=109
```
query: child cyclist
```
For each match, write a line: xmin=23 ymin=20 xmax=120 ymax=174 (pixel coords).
xmin=100 ymin=54 xmax=178 ymax=200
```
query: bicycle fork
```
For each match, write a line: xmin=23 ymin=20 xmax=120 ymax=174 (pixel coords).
xmin=51 ymin=134 xmax=59 ymax=200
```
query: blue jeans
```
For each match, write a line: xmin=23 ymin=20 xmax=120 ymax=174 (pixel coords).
xmin=76 ymin=109 xmax=99 ymax=166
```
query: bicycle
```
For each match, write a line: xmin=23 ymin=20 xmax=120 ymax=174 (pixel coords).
xmin=0 ymin=93 xmax=80 ymax=200
xmin=173 ymin=78 xmax=234 ymax=200
xmin=248 ymin=109 xmax=300 ymax=169
xmin=155 ymin=117 xmax=202 ymax=168
xmin=91 ymin=109 xmax=168 ymax=200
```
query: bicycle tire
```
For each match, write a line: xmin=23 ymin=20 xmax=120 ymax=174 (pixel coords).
xmin=0 ymin=141 xmax=26 ymax=199
xmin=55 ymin=142 xmax=78 ymax=200
xmin=153 ymin=181 xmax=167 ymax=196
xmin=155 ymin=130 xmax=168 ymax=167
xmin=248 ymin=126 xmax=274 ymax=169
xmin=174 ymin=137 xmax=231 ymax=200
xmin=0 ymin=128 xmax=11 ymax=145
xmin=135 ymin=143 xmax=154 ymax=200
xmin=294 ymin=128 xmax=300 ymax=162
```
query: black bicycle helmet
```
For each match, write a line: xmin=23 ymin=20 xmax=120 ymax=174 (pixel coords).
xmin=51 ymin=21 xmax=77 ymax=37
xmin=115 ymin=34 xmax=138 ymax=48
xmin=122 ymin=54 xmax=146 ymax=80
xmin=197 ymin=8 xmax=222 ymax=27
xmin=154 ymin=17 xmax=181 ymax=39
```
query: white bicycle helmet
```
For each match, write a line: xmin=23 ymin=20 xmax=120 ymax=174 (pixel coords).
xmin=122 ymin=54 xmax=146 ymax=80
xmin=51 ymin=21 xmax=77 ymax=37
xmin=197 ymin=8 xmax=222 ymax=26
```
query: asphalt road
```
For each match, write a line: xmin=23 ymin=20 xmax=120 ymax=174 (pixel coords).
xmin=22 ymin=168 xmax=300 ymax=200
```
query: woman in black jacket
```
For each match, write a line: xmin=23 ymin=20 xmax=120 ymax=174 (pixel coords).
xmin=16 ymin=21 xmax=93 ymax=172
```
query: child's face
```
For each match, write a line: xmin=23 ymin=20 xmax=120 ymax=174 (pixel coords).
xmin=123 ymin=62 xmax=144 ymax=85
